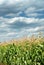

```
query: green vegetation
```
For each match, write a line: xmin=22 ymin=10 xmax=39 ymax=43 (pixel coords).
xmin=0 ymin=38 xmax=44 ymax=65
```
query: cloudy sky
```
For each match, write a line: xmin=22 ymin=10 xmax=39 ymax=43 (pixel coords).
xmin=0 ymin=0 xmax=44 ymax=42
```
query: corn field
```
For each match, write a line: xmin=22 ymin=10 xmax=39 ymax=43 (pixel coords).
xmin=0 ymin=38 xmax=44 ymax=65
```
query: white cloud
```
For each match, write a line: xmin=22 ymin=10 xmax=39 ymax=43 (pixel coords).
xmin=0 ymin=0 xmax=25 ymax=5
xmin=5 ymin=17 xmax=44 ymax=24
xmin=26 ymin=27 xmax=39 ymax=32
xmin=0 ymin=15 xmax=42 ymax=35
xmin=0 ymin=23 xmax=6 ymax=28
xmin=25 ymin=7 xmax=44 ymax=17
xmin=7 ymin=32 xmax=18 ymax=36
xmin=26 ymin=13 xmax=44 ymax=17
xmin=0 ymin=0 xmax=44 ymax=41
xmin=0 ymin=17 xmax=44 ymax=24
xmin=26 ymin=26 xmax=44 ymax=32
xmin=25 ymin=7 xmax=36 ymax=13
xmin=0 ymin=0 xmax=4 ymax=4
xmin=0 ymin=0 xmax=44 ymax=17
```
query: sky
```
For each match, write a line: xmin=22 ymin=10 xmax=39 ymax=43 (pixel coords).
xmin=0 ymin=0 xmax=44 ymax=42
